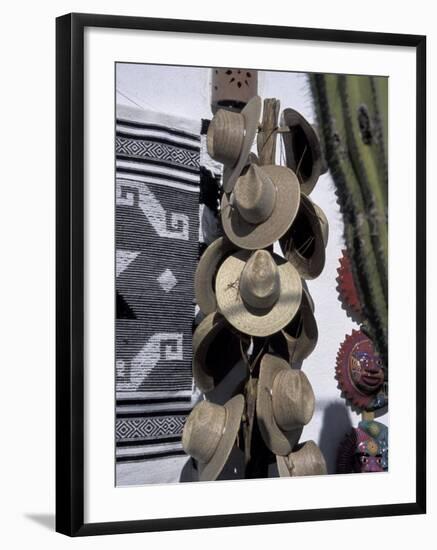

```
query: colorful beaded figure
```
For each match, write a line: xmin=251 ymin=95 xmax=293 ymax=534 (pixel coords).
xmin=337 ymin=420 xmax=388 ymax=474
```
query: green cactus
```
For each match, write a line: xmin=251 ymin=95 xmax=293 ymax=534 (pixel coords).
xmin=309 ymin=73 xmax=388 ymax=365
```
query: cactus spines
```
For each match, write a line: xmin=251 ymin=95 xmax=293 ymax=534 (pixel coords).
xmin=309 ymin=73 xmax=388 ymax=366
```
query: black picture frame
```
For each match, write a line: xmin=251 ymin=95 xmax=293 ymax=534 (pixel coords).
xmin=56 ymin=12 xmax=426 ymax=537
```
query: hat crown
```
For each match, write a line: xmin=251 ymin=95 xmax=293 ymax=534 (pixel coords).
xmin=207 ymin=109 xmax=245 ymax=166
xmin=182 ymin=400 xmax=226 ymax=464
xmin=233 ymin=164 xmax=277 ymax=225
xmin=272 ymin=369 xmax=315 ymax=431
xmin=239 ymin=250 xmax=280 ymax=310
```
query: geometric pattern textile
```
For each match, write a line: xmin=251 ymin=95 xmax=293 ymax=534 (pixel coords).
xmin=116 ymin=416 xmax=187 ymax=441
xmin=115 ymin=105 xmax=221 ymax=484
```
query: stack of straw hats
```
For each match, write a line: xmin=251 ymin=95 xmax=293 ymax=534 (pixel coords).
xmin=182 ymin=96 xmax=328 ymax=480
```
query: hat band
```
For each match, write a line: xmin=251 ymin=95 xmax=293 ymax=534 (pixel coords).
xmin=234 ymin=178 xmax=278 ymax=226
xmin=238 ymin=249 xmax=281 ymax=310
xmin=240 ymin=288 xmax=279 ymax=311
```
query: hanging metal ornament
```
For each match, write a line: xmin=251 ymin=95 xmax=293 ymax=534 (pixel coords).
xmin=336 ymin=250 xmax=363 ymax=323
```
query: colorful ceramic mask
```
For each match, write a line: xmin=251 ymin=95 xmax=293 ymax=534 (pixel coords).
xmin=337 ymin=420 xmax=388 ymax=474
xmin=336 ymin=330 xmax=388 ymax=411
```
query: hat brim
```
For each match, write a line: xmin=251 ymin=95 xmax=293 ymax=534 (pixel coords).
xmin=222 ymin=96 xmax=262 ymax=193
xmin=276 ymin=440 xmax=327 ymax=477
xmin=192 ymin=313 xmax=227 ymax=393
xmin=221 ymin=165 xmax=301 ymax=250
xmin=271 ymin=289 xmax=318 ymax=363
xmin=195 ymin=237 xmax=237 ymax=315
xmin=279 ymin=195 xmax=326 ymax=280
xmin=192 ymin=312 xmax=245 ymax=393
xmin=216 ymin=250 xmax=302 ymax=337
xmin=313 ymin=202 xmax=329 ymax=247
xmin=198 ymin=394 xmax=244 ymax=481
xmin=256 ymin=354 xmax=304 ymax=456
xmin=281 ymin=108 xmax=323 ymax=195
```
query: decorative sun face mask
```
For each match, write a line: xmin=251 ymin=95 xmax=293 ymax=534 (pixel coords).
xmin=350 ymin=346 xmax=385 ymax=395
xmin=337 ymin=420 xmax=388 ymax=474
xmin=336 ymin=330 xmax=388 ymax=411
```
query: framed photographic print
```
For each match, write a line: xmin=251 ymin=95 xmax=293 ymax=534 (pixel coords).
xmin=56 ymin=12 xmax=426 ymax=536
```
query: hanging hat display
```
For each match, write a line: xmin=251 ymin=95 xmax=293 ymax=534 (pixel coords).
xmin=256 ymin=353 xmax=315 ymax=456
xmin=184 ymin=94 xmax=329 ymax=482
xmin=215 ymin=249 xmax=302 ymax=337
xmin=182 ymin=394 xmax=245 ymax=481
xmin=192 ymin=312 xmax=247 ymax=393
xmin=195 ymin=237 xmax=238 ymax=316
xmin=221 ymin=164 xmax=301 ymax=250
xmin=281 ymin=108 xmax=325 ymax=195
xmin=269 ymin=288 xmax=318 ymax=364
xmin=336 ymin=329 xmax=387 ymax=411
xmin=207 ymin=95 xmax=262 ymax=193
xmin=279 ymin=194 xmax=327 ymax=280
xmin=276 ymin=440 xmax=327 ymax=477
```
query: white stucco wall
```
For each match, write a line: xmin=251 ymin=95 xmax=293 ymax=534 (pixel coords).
xmin=116 ymin=63 xmax=388 ymax=473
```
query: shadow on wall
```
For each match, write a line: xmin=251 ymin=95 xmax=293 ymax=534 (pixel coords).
xmin=318 ymin=402 xmax=353 ymax=474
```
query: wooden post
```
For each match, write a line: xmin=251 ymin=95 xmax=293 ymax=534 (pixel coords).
xmin=257 ymin=98 xmax=280 ymax=165
xmin=243 ymin=377 xmax=257 ymax=466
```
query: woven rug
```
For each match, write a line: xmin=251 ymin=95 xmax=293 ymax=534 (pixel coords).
xmin=115 ymin=105 xmax=221 ymax=485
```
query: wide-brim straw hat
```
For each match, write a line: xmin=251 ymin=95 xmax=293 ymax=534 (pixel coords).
xmin=192 ymin=312 xmax=245 ymax=393
xmin=270 ymin=288 xmax=318 ymax=364
xmin=276 ymin=440 xmax=327 ymax=477
xmin=257 ymin=353 xmax=315 ymax=455
xmin=182 ymin=394 xmax=244 ymax=481
xmin=221 ymin=164 xmax=300 ymax=250
xmin=195 ymin=237 xmax=238 ymax=316
xmin=215 ymin=250 xmax=302 ymax=337
xmin=279 ymin=195 xmax=326 ymax=280
xmin=281 ymin=108 xmax=325 ymax=195
xmin=207 ymin=96 xmax=262 ymax=193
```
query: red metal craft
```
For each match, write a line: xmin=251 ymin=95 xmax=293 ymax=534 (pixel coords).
xmin=336 ymin=250 xmax=363 ymax=323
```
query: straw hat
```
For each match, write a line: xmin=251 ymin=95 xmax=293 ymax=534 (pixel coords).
xmin=207 ymin=96 xmax=262 ymax=193
xmin=195 ymin=237 xmax=237 ymax=316
xmin=257 ymin=353 xmax=315 ymax=455
xmin=215 ymin=249 xmax=302 ymax=337
xmin=276 ymin=440 xmax=327 ymax=477
xmin=192 ymin=312 xmax=245 ymax=393
xmin=182 ymin=394 xmax=244 ymax=481
xmin=270 ymin=288 xmax=318 ymax=363
xmin=279 ymin=195 xmax=326 ymax=280
xmin=313 ymin=202 xmax=329 ymax=247
xmin=281 ymin=108 xmax=324 ymax=195
xmin=221 ymin=164 xmax=300 ymax=250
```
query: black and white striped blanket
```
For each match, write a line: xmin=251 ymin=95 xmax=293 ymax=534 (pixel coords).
xmin=115 ymin=105 xmax=221 ymax=485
